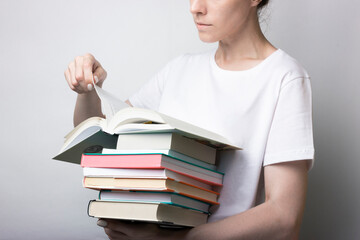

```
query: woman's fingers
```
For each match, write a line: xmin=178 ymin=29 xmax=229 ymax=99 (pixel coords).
xmin=75 ymin=56 xmax=88 ymax=91
xmin=83 ymin=56 xmax=95 ymax=90
xmin=93 ymin=61 xmax=107 ymax=85
xmin=68 ymin=60 xmax=84 ymax=93
xmin=65 ymin=53 xmax=105 ymax=94
xmin=104 ymin=228 xmax=129 ymax=240
xmin=99 ymin=219 xmax=161 ymax=239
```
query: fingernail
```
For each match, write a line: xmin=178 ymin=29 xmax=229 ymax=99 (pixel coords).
xmin=94 ymin=76 xmax=99 ymax=84
xmin=97 ymin=219 xmax=108 ymax=227
xmin=87 ymin=84 xmax=93 ymax=91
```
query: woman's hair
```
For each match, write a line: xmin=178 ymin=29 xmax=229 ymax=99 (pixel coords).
xmin=258 ymin=0 xmax=269 ymax=10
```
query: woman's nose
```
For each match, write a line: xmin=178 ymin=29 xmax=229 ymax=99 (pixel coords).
xmin=190 ymin=0 xmax=207 ymax=15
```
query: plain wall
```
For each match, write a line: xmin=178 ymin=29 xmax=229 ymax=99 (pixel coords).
xmin=0 ymin=0 xmax=358 ymax=239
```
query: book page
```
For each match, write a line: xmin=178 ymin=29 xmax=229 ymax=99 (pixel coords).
xmin=93 ymin=79 xmax=128 ymax=120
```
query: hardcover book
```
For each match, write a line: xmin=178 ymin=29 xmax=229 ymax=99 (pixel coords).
xmin=83 ymin=177 xmax=219 ymax=204
xmin=80 ymin=153 xmax=224 ymax=185
xmin=99 ymin=190 xmax=210 ymax=213
xmin=53 ymin=107 xmax=241 ymax=164
xmin=88 ymin=201 xmax=208 ymax=227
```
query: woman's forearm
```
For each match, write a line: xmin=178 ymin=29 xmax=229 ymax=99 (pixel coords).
xmin=180 ymin=201 xmax=298 ymax=240
xmin=170 ymin=161 xmax=308 ymax=240
xmin=73 ymin=90 xmax=104 ymax=127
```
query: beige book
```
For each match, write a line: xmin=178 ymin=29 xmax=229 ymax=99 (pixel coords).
xmin=84 ymin=177 xmax=219 ymax=204
xmin=88 ymin=200 xmax=208 ymax=227
xmin=83 ymin=167 xmax=213 ymax=190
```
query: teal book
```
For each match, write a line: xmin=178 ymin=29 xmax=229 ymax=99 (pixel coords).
xmin=99 ymin=190 xmax=211 ymax=213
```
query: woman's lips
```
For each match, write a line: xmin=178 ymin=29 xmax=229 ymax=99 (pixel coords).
xmin=196 ymin=22 xmax=212 ymax=30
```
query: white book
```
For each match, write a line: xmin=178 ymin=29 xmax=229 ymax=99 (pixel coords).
xmin=116 ymin=132 xmax=217 ymax=165
xmin=83 ymin=167 xmax=213 ymax=190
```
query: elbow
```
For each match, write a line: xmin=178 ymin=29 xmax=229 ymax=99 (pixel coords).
xmin=268 ymin=199 xmax=304 ymax=240
xmin=277 ymin=212 xmax=303 ymax=240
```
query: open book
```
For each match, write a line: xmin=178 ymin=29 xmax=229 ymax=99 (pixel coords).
xmin=53 ymin=84 xmax=241 ymax=164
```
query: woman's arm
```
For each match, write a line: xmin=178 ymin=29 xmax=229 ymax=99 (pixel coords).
xmin=183 ymin=160 xmax=308 ymax=240
xmin=65 ymin=54 xmax=134 ymax=127
xmin=73 ymin=90 xmax=104 ymax=126
xmin=99 ymin=160 xmax=308 ymax=240
xmin=64 ymin=53 xmax=107 ymax=126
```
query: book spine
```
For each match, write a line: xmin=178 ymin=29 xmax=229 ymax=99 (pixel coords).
xmin=87 ymin=200 xmax=96 ymax=218
xmin=175 ymin=192 xmax=218 ymax=206
xmin=81 ymin=154 xmax=162 ymax=168
xmin=164 ymin=168 xmax=222 ymax=186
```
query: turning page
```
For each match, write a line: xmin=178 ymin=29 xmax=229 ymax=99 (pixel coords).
xmin=93 ymin=79 xmax=129 ymax=120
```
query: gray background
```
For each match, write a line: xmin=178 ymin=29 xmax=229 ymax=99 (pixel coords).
xmin=0 ymin=0 xmax=359 ymax=239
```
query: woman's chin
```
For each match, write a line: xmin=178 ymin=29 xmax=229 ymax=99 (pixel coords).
xmin=198 ymin=33 xmax=218 ymax=43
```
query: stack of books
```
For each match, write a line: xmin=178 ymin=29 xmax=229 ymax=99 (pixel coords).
xmin=82 ymin=132 xmax=223 ymax=227
xmin=54 ymin=107 xmax=240 ymax=227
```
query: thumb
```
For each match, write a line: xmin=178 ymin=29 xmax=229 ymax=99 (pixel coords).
xmin=93 ymin=62 xmax=107 ymax=86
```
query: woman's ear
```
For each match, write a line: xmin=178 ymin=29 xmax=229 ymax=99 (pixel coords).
xmin=250 ymin=0 xmax=262 ymax=7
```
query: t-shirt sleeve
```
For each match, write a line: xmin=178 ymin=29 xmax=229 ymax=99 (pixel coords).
xmin=263 ymin=77 xmax=315 ymax=170
xmin=128 ymin=68 xmax=167 ymax=111
xmin=128 ymin=55 xmax=182 ymax=111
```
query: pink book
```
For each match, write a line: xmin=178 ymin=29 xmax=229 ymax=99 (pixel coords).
xmin=80 ymin=154 xmax=223 ymax=186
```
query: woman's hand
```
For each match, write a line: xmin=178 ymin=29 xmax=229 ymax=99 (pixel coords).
xmin=97 ymin=219 xmax=190 ymax=240
xmin=64 ymin=53 xmax=107 ymax=94
xmin=65 ymin=53 xmax=107 ymax=126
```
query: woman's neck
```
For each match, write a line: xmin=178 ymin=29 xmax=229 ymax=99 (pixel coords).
xmin=215 ymin=15 xmax=277 ymax=71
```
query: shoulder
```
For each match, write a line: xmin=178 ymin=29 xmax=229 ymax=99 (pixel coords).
xmin=270 ymin=49 xmax=310 ymax=82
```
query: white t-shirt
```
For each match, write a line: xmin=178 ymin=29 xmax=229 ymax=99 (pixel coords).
xmin=129 ymin=49 xmax=315 ymax=222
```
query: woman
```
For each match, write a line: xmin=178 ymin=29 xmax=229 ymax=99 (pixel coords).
xmin=64 ymin=0 xmax=314 ymax=239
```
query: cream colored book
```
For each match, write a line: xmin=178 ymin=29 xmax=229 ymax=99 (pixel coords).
xmin=88 ymin=200 xmax=208 ymax=227
xmin=83 ymin=167 xmax=213 ymax=190
xmin=83 ymin=177 xmax=219 ymax=205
